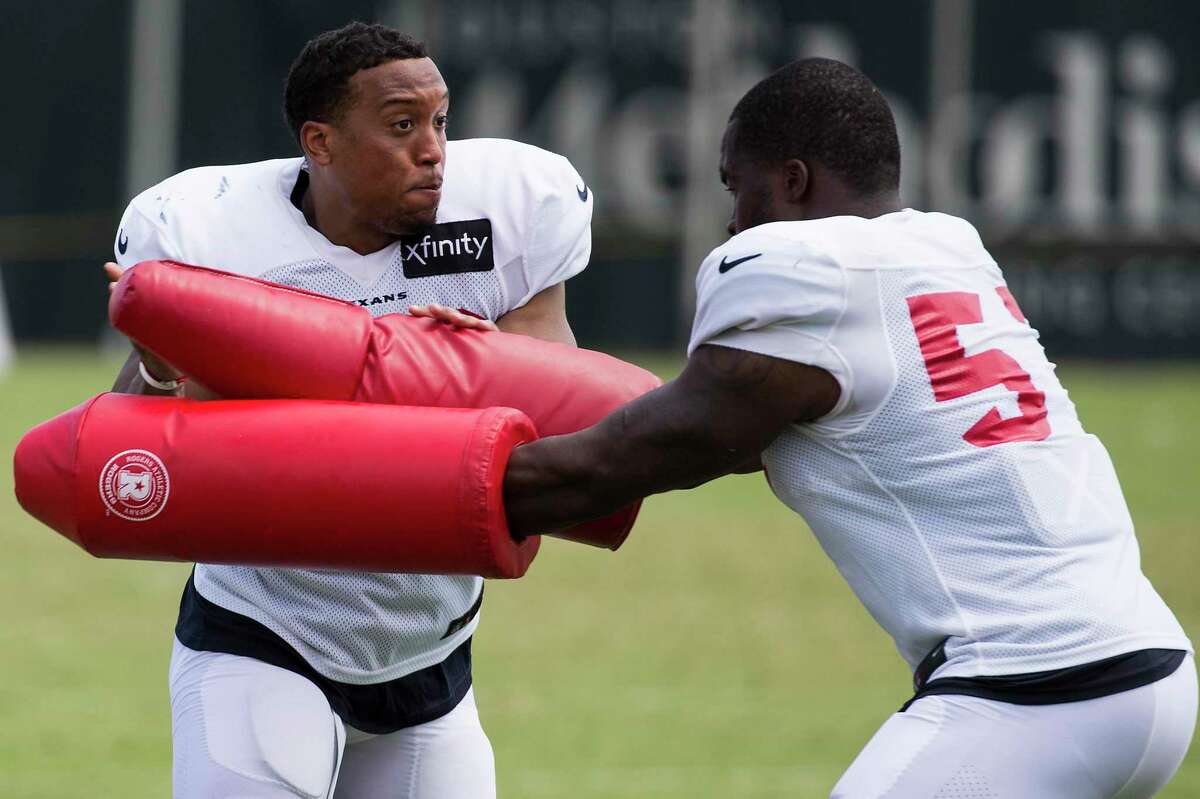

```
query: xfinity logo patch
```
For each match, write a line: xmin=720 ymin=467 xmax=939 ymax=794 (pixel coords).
xmin=401 ymin=219 xmax=494 ymax=278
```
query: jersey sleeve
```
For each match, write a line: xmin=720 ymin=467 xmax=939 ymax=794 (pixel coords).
xmin=114 ymin=198 xmax=183 ymax=268
xmin=687 ymin=234 xmax=851 ymax=402
xmin=514 ymin=154 xmax=592 ymax=308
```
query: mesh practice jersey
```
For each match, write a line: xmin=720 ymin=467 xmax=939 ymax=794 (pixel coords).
xmin=115 ymin=138 xmax=593 ymax=683
xmin=688 ymin=210 xmax=1190 ymax=681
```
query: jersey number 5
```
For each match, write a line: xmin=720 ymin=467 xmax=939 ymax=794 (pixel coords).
xmin=906 ymin=288 xmax=1050 ymax=448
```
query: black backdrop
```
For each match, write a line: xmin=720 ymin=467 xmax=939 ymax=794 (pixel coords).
xmin=4 ymin=0 xmax=1199 ymax=356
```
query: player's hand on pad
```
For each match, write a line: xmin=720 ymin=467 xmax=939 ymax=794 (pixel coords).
xmin=104 ymin=261 xmax=125 ymax=292
xmin=408 ymin=303 xmax=498 ymax=332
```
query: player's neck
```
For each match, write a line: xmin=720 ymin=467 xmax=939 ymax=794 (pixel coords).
xmin=853 ymin=192 xmax=904 ymax=219
xmin=301 ymin=176 xmax=395 ymax=256
xmin=801 ymin=189 xmax=903 ymax=222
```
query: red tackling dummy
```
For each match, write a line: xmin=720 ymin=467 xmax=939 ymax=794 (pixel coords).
xmin=109 ymin=260 xmax=663 ymax=549
xmin=13 ymin=394 xmax=540 ymax=578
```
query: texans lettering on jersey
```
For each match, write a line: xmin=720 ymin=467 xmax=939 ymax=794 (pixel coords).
xmin=114 ymin=138 xmax=593 ymax=683
xmin=689 ymin=210 xmax=1190 ymax=681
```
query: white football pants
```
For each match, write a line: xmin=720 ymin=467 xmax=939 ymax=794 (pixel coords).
xmin=168 ymin=638 xmax=496 ymax=798
xmin=832 ymin=655 xmax=1197 ymax=798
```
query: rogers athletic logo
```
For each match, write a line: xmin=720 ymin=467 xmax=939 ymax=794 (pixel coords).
xmin=99 ymin=450 xmax=170 ymax=521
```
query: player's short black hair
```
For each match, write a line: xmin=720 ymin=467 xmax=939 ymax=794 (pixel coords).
xmin=283 ymin=21 xmax=428 ymax=143
xmin=728 ymin=58 xmax=900 ymax=196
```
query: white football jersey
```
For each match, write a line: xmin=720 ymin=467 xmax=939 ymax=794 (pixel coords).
xmin=115 ymin=138 xmax=593 ymax=683
xmin=689 ymin=210 xmax=1190 ymax=681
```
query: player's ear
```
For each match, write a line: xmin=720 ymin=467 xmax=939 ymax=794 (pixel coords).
xmin=300 ymin=121 xmax=335 ymax=166
xmin=782 ymin=159 xmax=809 ymax=203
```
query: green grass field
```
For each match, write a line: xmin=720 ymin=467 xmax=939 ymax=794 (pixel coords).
xmin=1 ymin=349 xmax=1197 ymax=798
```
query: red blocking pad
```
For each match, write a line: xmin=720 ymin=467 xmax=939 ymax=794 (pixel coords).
xmin=13 ymin=393 xmax=540 ymax=578
xmin=110 ymin=260 xmax=663 ymax=549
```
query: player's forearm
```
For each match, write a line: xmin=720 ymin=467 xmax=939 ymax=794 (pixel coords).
xmin=111 ymin=349 xmax=179 ymax=396
xmin=113 ymin=349 xmax=156 ymax=394
xmin=503 ymin=385 xmax=751 ymax=536
xmin=502 ymin=434 xmax=613 ymax=536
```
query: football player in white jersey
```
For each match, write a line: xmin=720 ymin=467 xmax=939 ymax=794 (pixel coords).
xmin=104 ymin=22 xmax=591 ymax=799
xmin=502 ymin=59 xmax=1196 ymax=797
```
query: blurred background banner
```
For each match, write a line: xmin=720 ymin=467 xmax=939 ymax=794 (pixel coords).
xmin=3 ymin=0 xmax=1199 ymax=355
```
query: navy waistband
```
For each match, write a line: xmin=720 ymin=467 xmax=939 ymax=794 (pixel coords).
xmin=175 ymin=570 xmax=476 ymax=734
xmin=903 ymin=641 xmax=1187 ymax=711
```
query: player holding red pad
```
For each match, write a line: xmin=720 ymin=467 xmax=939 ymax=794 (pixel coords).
xmin=88 ymin=21 xmax=609 ymax=798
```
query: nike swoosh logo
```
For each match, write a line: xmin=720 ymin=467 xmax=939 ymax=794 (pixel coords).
xmin=576 ymin=183 xmax=589 ymax=202
xmin=718 ymin=253 xmax=761 ymax=273
xmin=117 ymin=229 xmax=128 ymax=255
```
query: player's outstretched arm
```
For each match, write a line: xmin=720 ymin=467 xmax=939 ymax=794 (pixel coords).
xmin=503 ymin=345 xmax=839 ymax=536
